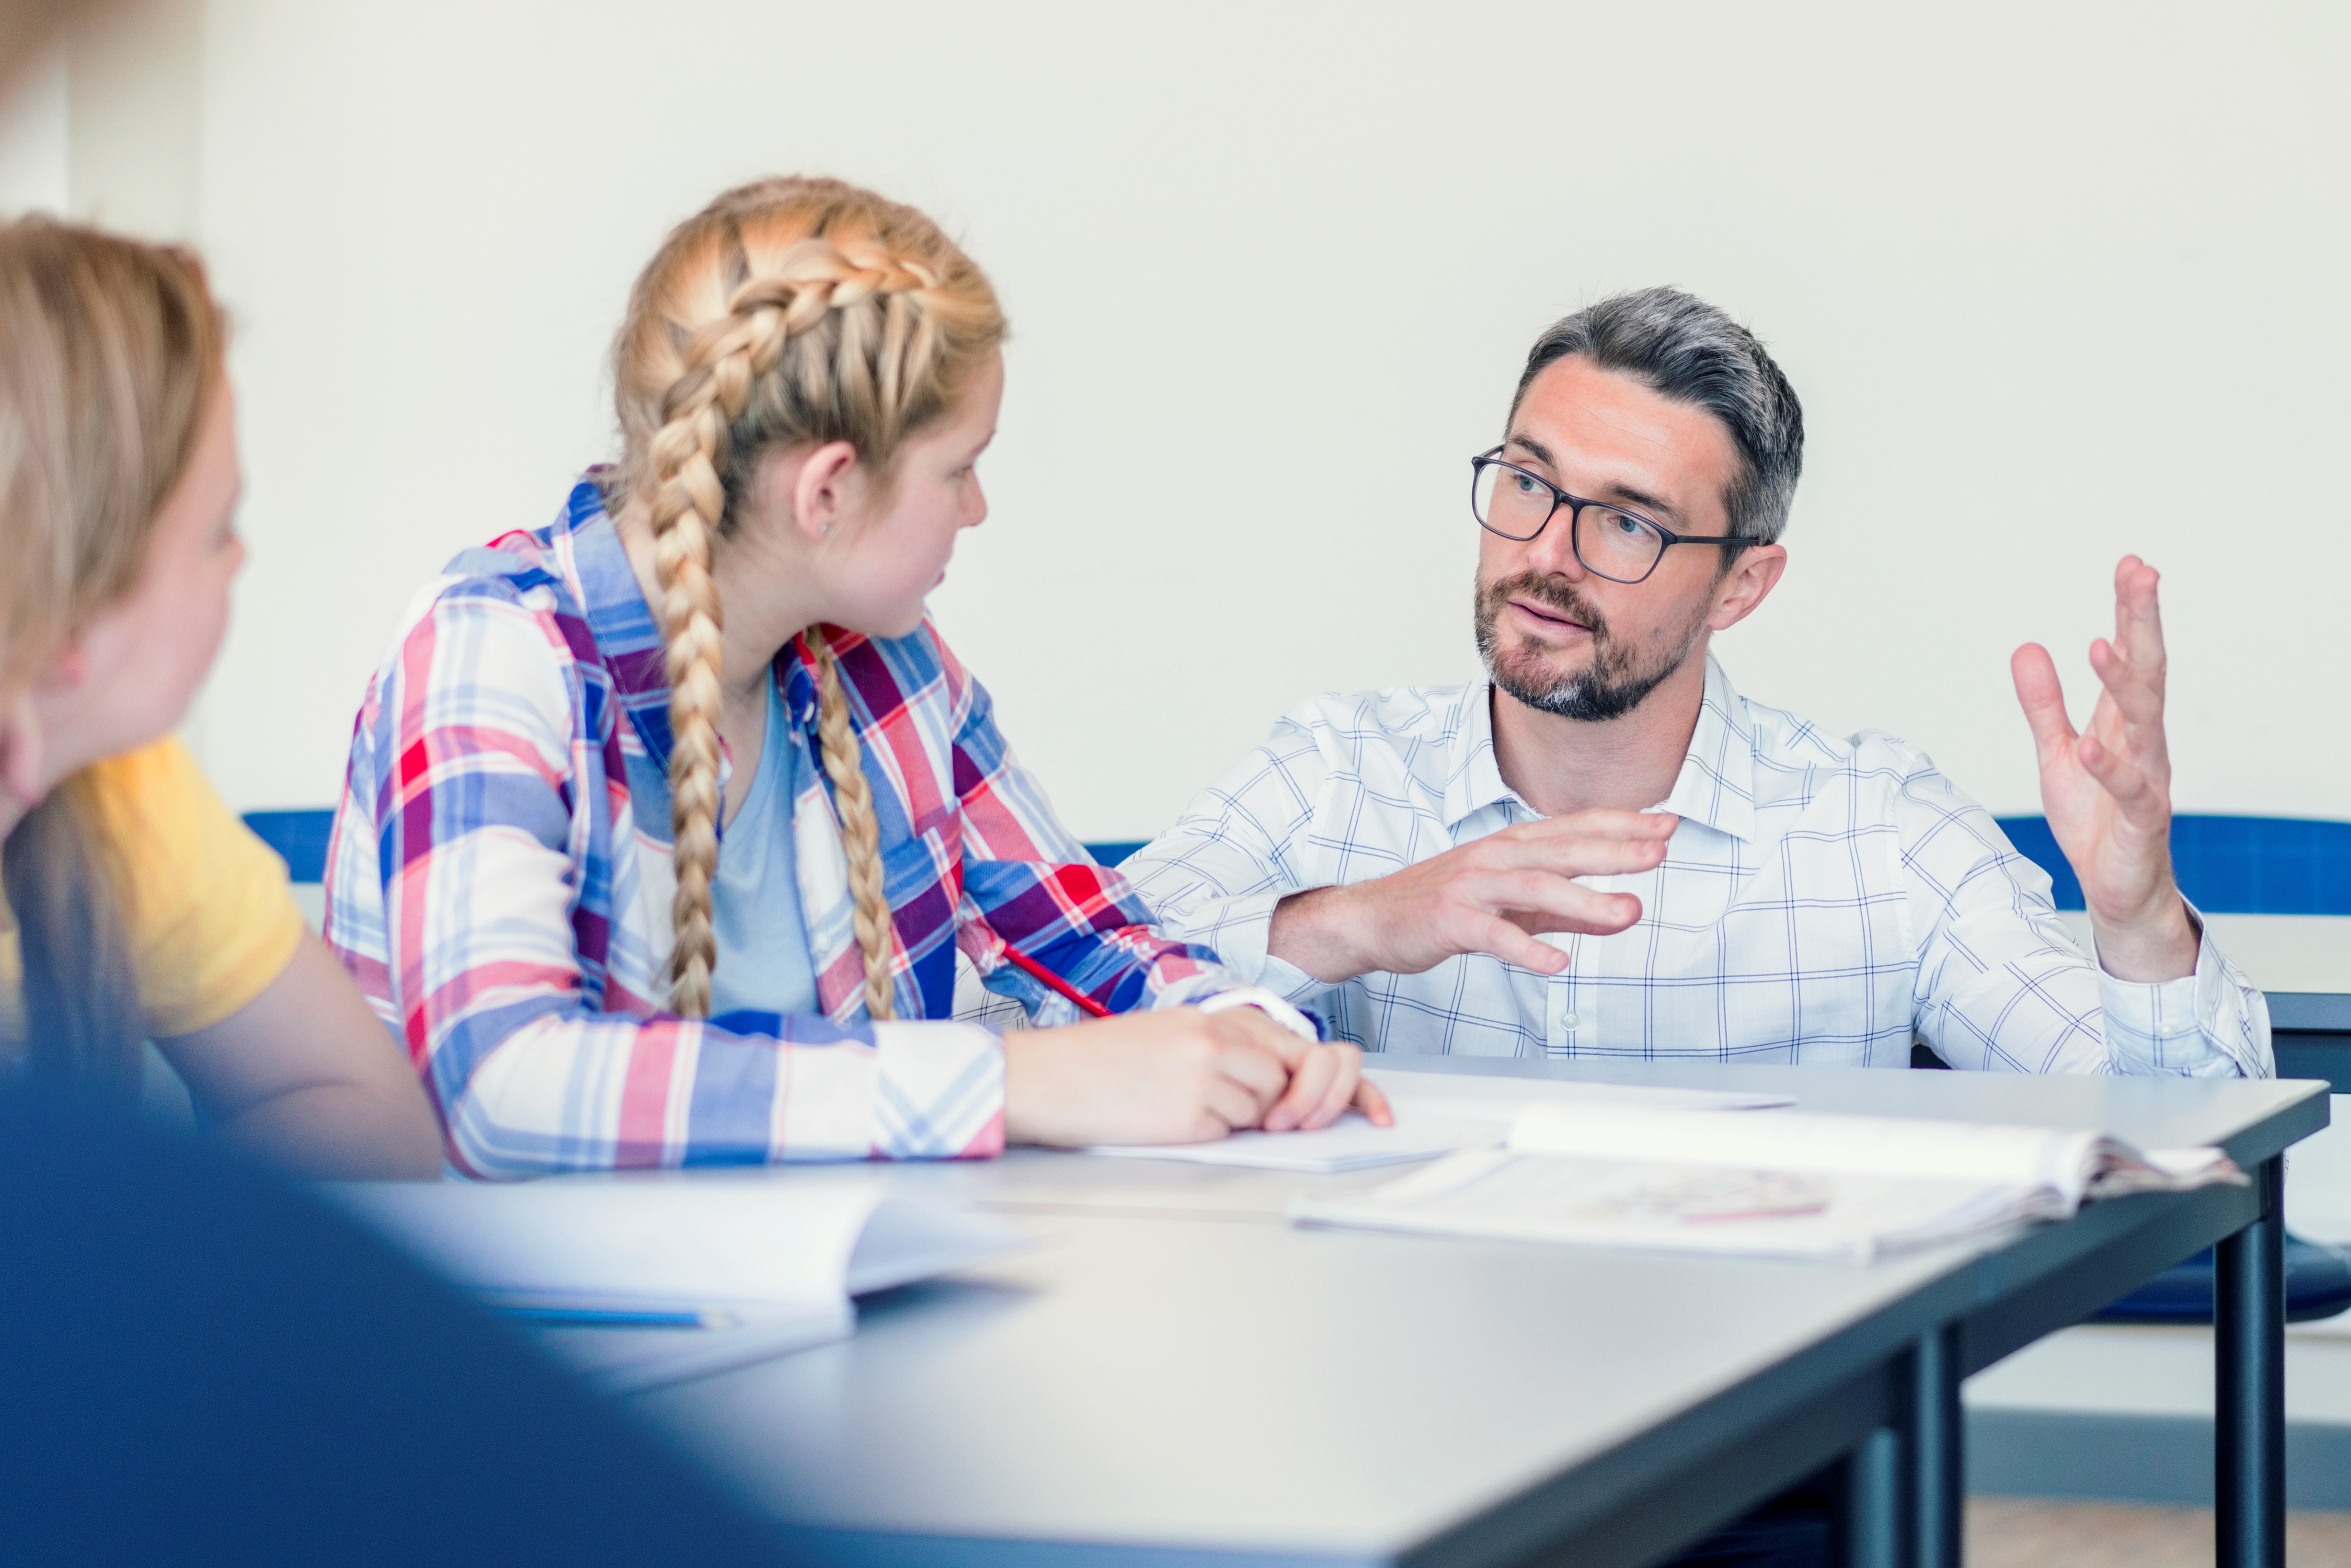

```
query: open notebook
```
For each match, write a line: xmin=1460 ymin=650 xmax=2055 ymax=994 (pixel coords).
xmin=1290 ymin=1102 xmax=2244 ymax=1262
xmin=331 ymin=1178 xmax=1026 ymax=1392
xmin=1085 ymin=1067 xmax=1794 ymax=1174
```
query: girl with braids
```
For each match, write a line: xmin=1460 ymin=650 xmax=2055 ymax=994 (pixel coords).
xmin=326 ymin=177 xmax=1386 ymax=1175
xmin=0 ymin=218 xmax=440 ymax=1178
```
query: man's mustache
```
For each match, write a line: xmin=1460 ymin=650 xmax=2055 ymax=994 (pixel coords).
xmin=1484 ymin=572 xmax=1609 ymax=642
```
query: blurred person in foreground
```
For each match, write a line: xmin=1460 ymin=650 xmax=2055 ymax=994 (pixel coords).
xmin=0 ymin=217 xmax=440 ymax=1175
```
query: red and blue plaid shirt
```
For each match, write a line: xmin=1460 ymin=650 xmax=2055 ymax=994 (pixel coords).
xmin=325 ymin=477 xmax=1239 ymax=1176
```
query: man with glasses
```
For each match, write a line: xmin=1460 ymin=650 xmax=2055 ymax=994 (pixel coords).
xmin=1124 ymin=286 xmax=2267 ymax=1082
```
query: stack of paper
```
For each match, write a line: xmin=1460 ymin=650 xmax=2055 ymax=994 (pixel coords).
xmin=1085 ymin=1068 xmax=1793 ymax=1174
xmin=1291 ymin=1101 xmax=2242 ymax=1263
xmin=330 ymin=1178 xmax=1026 ymax=1391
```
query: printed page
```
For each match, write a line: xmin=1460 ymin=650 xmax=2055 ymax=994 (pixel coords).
xmin=1504 ymin=1103 xmax=2104 ymax=1202
xmin=1294 ymin=1148 xmax=2055 ymax=1262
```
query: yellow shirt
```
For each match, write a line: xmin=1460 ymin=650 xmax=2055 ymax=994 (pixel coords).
xmin=1 ymin=739 xmax=307 ymax=1043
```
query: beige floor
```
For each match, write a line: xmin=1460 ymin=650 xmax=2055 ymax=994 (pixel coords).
xmin=1969 ymin=1499 xmax=2351 ymax=1567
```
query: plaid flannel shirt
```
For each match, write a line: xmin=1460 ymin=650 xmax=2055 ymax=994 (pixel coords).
xmin=1124 ymin=657 xmax=2273 ymax=1077
xmin=326 ymin=477 xmax=1239 ymax=1176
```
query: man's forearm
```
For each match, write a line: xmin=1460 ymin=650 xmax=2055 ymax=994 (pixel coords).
xmin=2087 ymin=894 xmax=2200 ymax=984
xmin=1267 ymin=886 xmax=1373 ymax=985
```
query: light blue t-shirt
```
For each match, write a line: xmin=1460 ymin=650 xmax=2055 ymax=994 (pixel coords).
xmin=707 ymin=670 xmax=819 ymax=1020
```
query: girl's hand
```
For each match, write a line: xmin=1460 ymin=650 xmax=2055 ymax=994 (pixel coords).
xmin=1003 ymin=1008 xmax=1392 ymax=1147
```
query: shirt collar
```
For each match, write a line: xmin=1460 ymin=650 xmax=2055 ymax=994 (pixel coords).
xmin=1655 ymin=654 xmax=1758 ymax=844
xmin=1442 ymin=683 xmax=1519 ymax=829
xmin=561 ymin=475 xmax=826 ymax=751
xmin=563 ymin=478 xmax=671 ymax=715
xmin=1443 ymin=654 xmax=1758 ymax=843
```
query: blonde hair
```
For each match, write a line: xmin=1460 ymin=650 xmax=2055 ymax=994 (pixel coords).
xmin=0 ymin=217 xmax=224 ymax=1085
xmin=611 ymin=177 xmax=1006 ymax=1019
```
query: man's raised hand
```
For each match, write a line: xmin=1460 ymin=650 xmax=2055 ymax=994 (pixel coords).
xmin=1268 ymin=810 xmax=1678 ymax=984
xmin=2010 ymin=555 xmax=2197 ymax=982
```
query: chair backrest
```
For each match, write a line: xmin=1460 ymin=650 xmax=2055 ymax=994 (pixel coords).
xmin=245 ymin=810 xmax=1155 ymax=888
xmin=243 ymin=809 xmax=335 ymax=884
xmin=253 ymin=811 xmax=2346 ymax=916
xmin=1995 ymin=814 xmax=2351 ymax=915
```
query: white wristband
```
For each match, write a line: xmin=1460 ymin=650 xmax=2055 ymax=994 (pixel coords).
xmin=1197 ymin=986 xmax=1321 ymax=1043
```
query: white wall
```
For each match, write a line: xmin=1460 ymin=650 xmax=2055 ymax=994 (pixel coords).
xmin=9 ymin=1 xmax=2351 ymax=835
xmin=0 ymin=42 xmax=66 ymax=216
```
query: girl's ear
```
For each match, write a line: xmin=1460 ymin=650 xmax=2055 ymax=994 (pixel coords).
xmin=791 ymin=440 xmax=863 ymax=545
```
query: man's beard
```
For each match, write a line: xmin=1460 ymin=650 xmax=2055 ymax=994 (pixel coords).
xmin=1473 ymin=571 xmax=1709 ymax=723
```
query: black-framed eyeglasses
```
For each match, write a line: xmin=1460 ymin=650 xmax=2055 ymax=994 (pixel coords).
xmin=1470 ymin=448 xmax=1755 ymax=586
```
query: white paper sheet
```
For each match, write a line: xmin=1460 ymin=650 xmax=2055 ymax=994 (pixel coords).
xmin=1085 ymin=1071 xmax=1792 ymax=1175
xmin=535 ymin=1308 xmax=853 ymax=1394
xmin=329 ymin=1177 xmax=1028 ymax=1317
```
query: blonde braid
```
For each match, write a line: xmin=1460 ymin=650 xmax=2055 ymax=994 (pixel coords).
xmin=808 ymin=628 xmax=896 ymax=1020
xmin=612 ymin=178 xmax=1006 ymax=1021
xmin=644 ymin=285 xmax=796 ymax=1015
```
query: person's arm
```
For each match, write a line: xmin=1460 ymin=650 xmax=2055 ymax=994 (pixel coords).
xmin=157 ymin=930 xmax=442 ymax=1179
xmin=1115 ymin=714 xmax=1342 ymax=1003
xmin=938 ymin=646 xmax=1385 ymax=1132
xmin=2011 ymin=555 xmax=2202 ymax=980
xmin=326 ymin=586 xmax=1011 ymax=1176
xmin=1971 ymin=554 xmax=2270 ymax=1075
xmin=1896 ymin=751 xmax=2269 ymax=1078
xmin=1125 ymin=702 xmax=1675 ymax=996
xmin=1266 ymin=812 xmax=1675 ymax=985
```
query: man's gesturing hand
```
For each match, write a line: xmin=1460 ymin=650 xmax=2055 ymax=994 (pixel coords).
xmin=1268 ymin=809 xmax=1679 ymax=985
xmin=2010 ymin=555 xmax=2198 ymax=982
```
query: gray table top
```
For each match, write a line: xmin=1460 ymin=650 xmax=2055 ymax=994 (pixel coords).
xmin=633 ymin=1061 xmax=2329 ymax=1564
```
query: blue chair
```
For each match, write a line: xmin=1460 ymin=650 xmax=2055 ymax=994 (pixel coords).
xmin=244 ymin=809 xmax=335 ymax=884
xmin=244 ymin=812 xmax=1149 ymax=889
xmin=1993 ymin=814 xmax=2351 ymax=1325
xmin=1995 ymin=814 xmax=2351 ymax=918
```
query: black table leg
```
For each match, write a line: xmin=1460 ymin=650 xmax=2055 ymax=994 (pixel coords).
xmin=1905 ymin=1324 xmax=1963 ymax=1568
xmin=2216 ymin=1155 xmax=2285 ymax=1568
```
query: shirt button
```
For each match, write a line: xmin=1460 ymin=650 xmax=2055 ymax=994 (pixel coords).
xmin=1562 ymin=1014 xmax=1580 ymax=1031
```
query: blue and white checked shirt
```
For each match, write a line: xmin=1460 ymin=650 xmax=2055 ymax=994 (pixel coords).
xmin=1125 ymin=657 xmax=2272 ymax=1077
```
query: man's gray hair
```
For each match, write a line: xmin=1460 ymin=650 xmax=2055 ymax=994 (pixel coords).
xmin=1510 ymin=287 xmax=1805 ymax=544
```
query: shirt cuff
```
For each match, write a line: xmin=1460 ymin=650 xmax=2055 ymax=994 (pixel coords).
xmin=2091 ymin=906 xmax=2270 ymax=1078
xmin=867 ymin=1020 xmax=1007 ymax=1158
xmin=1159 ymin=889 xmax=1340 ymax=1008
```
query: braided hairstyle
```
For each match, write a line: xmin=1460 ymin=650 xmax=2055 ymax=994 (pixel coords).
xmin=611 ymin=178 xmax=1005 ymax=1019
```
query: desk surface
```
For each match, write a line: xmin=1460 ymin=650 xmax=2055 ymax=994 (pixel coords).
xmin=633 ymin=1062 xmax=2328 ymax=1567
